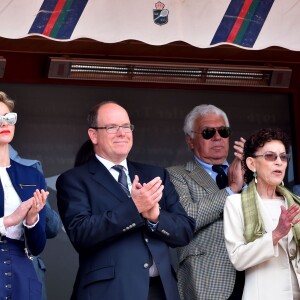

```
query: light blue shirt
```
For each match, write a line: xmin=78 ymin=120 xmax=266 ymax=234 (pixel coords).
xmin=194 ymin=156 xmax=234 ymax=195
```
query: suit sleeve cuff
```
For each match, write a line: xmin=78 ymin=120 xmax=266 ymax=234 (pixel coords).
xmin=0 ymin=217 xmax=6 ymax=235
xmin=147 ymin=220 xmax=159 ymax=232
xmin=225 ymin=187 xmax=234 ymax=195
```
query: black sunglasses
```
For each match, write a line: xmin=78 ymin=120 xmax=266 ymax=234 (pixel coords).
xmin=192 ymin=126 xmax=231 ymax=140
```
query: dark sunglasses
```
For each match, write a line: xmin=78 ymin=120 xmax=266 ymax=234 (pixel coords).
xmin=192 ymin=126 xmax=231 ymax=140
xmin=253 ymin=152 xmax=290 ymax=162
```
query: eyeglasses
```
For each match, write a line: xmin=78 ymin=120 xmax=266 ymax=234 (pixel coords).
xmin=253 ymin=152 xmax=290 ymax=162
xmin=91 ymin=124 xmax=134 ymax=134
xmin=0 ymin=112 xmax=17 ymax=126
xmin=192 ymin=126 xmax=231 ymax=140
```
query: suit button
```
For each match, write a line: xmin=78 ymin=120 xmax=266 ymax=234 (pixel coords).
xmin=4 ymin=260 xmax=11 ymax=264
xmin=145 ymin=238 xmax=149 ymax=243
xmin=5 ymin=284 xmax=12 ymax=289
xmin=162 ymin=229 xmax=169 ymax=236
xmin=5 ymin=272 xmax=12 ymax=276
xmin=144 ymin=263 xmax=149 ymax=269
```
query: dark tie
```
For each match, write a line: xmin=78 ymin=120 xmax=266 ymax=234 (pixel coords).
xmin=212 ymin=165 xmax=228 ymax=189
xmin=112 ymin=165 xmax=131 ymax=197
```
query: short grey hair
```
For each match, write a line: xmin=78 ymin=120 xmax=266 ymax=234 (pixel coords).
xmin=183 ymin=104 xmax=229 ymax=138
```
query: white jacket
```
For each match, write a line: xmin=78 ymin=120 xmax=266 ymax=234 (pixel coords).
xmin=224 ymin=193 xmax=300 ymax=300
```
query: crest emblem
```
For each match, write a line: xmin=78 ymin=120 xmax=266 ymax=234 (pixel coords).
xmin=153 ymin=2 xmax=169 ymax=26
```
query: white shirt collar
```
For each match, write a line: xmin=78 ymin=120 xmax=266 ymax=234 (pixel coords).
xmin=95 ymin=154 xmax=128 ymax=172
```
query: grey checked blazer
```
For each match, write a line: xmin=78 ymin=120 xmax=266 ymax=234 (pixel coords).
xmin=167 ymin=161 xmax=236 ymax=300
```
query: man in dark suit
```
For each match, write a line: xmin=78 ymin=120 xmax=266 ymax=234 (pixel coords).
xmin=56 ymin=101 xmax=195 ymax=300
xmin=167 ymin=104 xmax=245 ymax=300
xmin=294 ymin=184 xmax=300 ymax=196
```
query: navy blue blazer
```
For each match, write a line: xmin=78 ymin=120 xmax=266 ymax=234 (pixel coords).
xmin=0 ymin=159 xmax=47 ymax=256
xmin=293 ymin=184 xmax=300 ymax=196
xmin=57 ymin=156 xmax=195 ymax=300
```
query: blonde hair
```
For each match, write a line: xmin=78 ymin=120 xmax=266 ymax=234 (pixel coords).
xmin=0 ymin=91 xmax=14 ymax=111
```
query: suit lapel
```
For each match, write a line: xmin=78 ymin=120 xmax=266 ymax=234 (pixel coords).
xmin=186 ymin=161 xmax=219 ymax=192
xmin=127 ymin=161 xmax=139 ymax=183
xmin=7 ymin=161 xmax=32 ymax=202
xmin=0 ymin=162 xmax=27 ymax=217
xmin=88 ymin=157 xmax=131 ymax=202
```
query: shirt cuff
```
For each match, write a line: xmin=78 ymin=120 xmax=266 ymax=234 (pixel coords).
xmin=23 ymin=214 xmax=40 ymax=228
xmin=0 ymin=217 xmax=6 ymax=235
xmin=225 ymin=187 xmax=234 ymax=195
xmin=147 ymin=220 xmax=159 ymax=232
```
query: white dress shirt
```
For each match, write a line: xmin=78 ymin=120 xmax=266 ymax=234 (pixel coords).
xmin=0 ymin=166 xmax=23 ymax=239
xmin=0 ymin=166 xmax=39 ymax=239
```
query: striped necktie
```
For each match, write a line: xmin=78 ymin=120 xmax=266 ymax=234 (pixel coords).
xmin=112 ymin=165 xmax=131 ymax=197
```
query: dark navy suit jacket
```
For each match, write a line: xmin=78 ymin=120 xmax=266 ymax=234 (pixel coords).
xmin=293 ymin=184 xmax=300 ymax=196
xmin=0 ymin=159 xmax=47 ymax=256
xmin=57 ymin=156 xmax=195 ymax=300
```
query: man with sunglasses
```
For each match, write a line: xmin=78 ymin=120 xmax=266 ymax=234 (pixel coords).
xmin=168 ymin=104 xmax=245 ymax=300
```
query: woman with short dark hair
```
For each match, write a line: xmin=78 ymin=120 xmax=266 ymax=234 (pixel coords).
xmin=224 ymin=128 xmax=300 ymax=300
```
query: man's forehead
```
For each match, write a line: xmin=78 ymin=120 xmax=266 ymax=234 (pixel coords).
xmin=98 ymin=105 xmax=130 ymax=122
